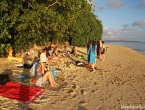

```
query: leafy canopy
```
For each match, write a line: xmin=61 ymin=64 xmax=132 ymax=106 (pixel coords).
xmin=0 ymin=0 xmax=103 ymax=56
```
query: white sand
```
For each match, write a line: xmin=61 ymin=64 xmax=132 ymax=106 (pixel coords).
xmin=0 ymin=44 xmax=145 ymax=110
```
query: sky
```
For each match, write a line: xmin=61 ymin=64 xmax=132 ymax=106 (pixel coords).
xmin=91 ymin=0 xmax=145 ymax=42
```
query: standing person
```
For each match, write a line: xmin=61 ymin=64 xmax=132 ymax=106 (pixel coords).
xmin=86 ymin=40 xmax=93 ymax=53
xmin=97 ymin=38 xmax=103 ymax=59
xmin=86 ymin=40 xmax=93 ymax=65
xmin=100 ymin=41 xmax=106 ymax=61
xmin=88 ymin=41 xmax=97 ymax=72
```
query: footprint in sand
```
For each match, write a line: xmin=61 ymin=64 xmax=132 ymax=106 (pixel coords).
xmin=63 ymin=88 xmax=74 ymax=93
xmin=80 ymin=89 xmax=87 ymax=95
xmin=79 ymin=100 xmax=87 ymax=106
xmin=94 ymin=82 xmax=97 ymax=85
xmin=92 ymin=88 xmax=99 ymax=94
xmin=71 ymin=92 xmax=78 ymax=98
xmin=71 ymin=83 xmax=78 ymax=89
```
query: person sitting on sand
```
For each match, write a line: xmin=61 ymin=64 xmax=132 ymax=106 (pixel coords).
xmin=61 ymin=46 xmax=73 ymax=57
xmin=48 ymin=47 xmax=54 ymax=57
xmin=100 ymin=41 xmax=106 ymax=61
xmin=40 ymin=48 xmax=62 ymax=64
xmin=70 ymin=46 xmax=77 ymax=56
xmin=35 ymin=58 xmax=59 ymax=87
xmin=40 ymin=48 xmax=48 ymax=61
xmin=47 ymin=43 xmax=55 ymax=52
xmin=53 ymin=46 xmax=66 ymax=58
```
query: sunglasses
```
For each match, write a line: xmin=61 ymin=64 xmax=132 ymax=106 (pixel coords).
xmin=43 ymin=62 xmax=46 ymax=63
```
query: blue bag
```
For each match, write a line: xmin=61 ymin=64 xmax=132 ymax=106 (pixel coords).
xmin=51 ymin=69 xmax=57 ymax=80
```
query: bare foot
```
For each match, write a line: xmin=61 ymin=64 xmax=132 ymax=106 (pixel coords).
xmin=50 ymin=84 xmax=57 ymax=87
xmin=54 ymin=83 xmax=59 ymax=86
xmin=90 ymin=69 xmax=95 ymax=72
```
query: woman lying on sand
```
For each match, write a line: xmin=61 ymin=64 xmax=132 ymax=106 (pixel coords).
xmin=35 ymin=58 xmax=59 ymax=87
xmin=53 ymin=46 xmax=66 ymax=58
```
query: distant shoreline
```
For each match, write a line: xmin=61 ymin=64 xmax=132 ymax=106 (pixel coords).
xmin=105 ymin=41 xmax=145 ymax=55
xmin=104 ymin=40 xmax=145 ymax=43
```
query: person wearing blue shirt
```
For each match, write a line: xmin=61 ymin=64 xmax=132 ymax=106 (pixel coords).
xmin=88 ymin=41 xmax=97 ymax=72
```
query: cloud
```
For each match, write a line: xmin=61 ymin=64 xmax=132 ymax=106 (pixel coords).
xmin=137 ymin=0 xmax=145 ymax=8
xmin=96 ymin=6 xmax=104 ymax=11
xmin=123 ymin=24 xmax=129 ymax=28
xmin=121 ymin=27 xmax=136 ymax=31
xmin=107 ymin=0 xmax=123 ymax=9
xmin=91 ymin=0 xmax=96 ymax=5
xmin=102 ymin=27 xmax=145 ymax=41
xmin=110 ymin=36 xmax=115 ymax=38
xmin=132 ymin=20 xmax=145 ymax=27
xmin=107 ymin=31 xmax=113 ymax=35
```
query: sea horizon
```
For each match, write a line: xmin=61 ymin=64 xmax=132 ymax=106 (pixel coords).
xmin=104 ymin=40 xmax=145 ymax=55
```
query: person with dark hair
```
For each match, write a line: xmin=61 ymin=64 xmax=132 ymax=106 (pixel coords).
xmin=53 ymin=46 xmax=66 ymax=58
xmin=88 ymin=41 xmax=97 ymax=72
xmin=97 ymin=38 xmax=103 ymax=59
xmin=40 ymin=48 xmax=62 ymax=64
xmin=100 ymin=41 xmax=106 ymax=61
xmin=86 ymin=40 xmax=93 ymax=52
xmin=71 ymin=46 xmax=77 ymax=56
xmin=61 ymin=46 xmax=69 ymax=57
xmin=40 ymin=48 xmax=48 ymax=62
xmin=86 ymin=40 xmax=93 ymax=64
xmin=47 ymin=43 xmax=55 ymax=52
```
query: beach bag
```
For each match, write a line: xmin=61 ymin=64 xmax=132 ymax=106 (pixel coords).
xmin=76 ymin=60 xmax=85 ymax=66
xmin=51 ymin=69 xmax=57 ymax=80
xmin=0 ymin=74 xmax=10 ymax=86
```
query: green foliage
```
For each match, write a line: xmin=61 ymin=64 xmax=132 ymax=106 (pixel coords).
xmin=67 ymin=10 xmax=103 ymax=46
xmin=0 ymin=0 xmax=103 ymax=57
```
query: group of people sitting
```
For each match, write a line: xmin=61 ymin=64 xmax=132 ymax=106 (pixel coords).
xmin=35 ymin=43 xmax=78 ymax=88
xmin=34 ymin=40 xmax=105 ymax=87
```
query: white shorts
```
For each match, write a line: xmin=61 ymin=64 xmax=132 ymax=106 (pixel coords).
xmin=36 ymin=77 xmax=42 ymax=87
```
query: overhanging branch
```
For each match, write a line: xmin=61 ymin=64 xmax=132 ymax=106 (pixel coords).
xmin=46 ymin=0 xmax=58 ymax=9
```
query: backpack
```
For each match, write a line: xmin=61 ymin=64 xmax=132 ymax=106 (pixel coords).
xmin=0 ymin=74 xmax=10 ymax=86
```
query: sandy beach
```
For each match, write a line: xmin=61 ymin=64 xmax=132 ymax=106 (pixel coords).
xmin=0 ymin=44 xmax=145 ymax=110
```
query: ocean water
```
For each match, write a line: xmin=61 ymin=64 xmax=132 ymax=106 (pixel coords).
xmin=105 ymin=41 xmax=145 ymax=55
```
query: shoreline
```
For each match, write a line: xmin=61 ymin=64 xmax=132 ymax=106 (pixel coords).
xmin=0 ymin=44 xmax=145 ymax=110
xmin=105 ymin=41 xmax=145 ymax=55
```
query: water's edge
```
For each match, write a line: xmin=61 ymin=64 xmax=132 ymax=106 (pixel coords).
xmin=105 ymin=41 xmax=145 ymax=55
